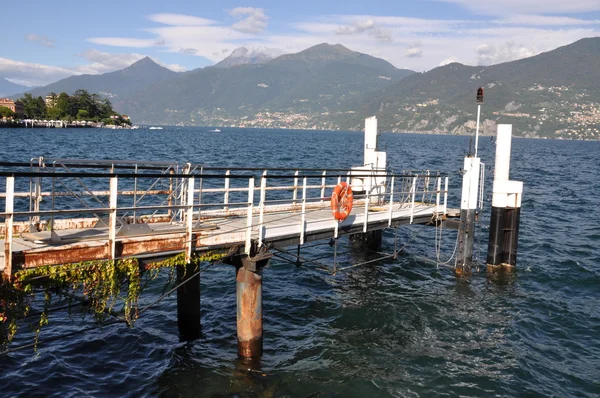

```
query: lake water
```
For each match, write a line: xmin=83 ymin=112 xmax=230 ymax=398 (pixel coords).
xmin=0 ymin=127 xmax=599 ymax=397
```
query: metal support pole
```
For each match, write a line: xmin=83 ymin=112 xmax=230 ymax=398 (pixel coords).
xmin=300 ymin=176 xmax=307 ymax=244
xmin=320 ymin=171 xmax=326 ymax=202
xmin=236 ymin=267 xmax=263 ymax=358
xmin=435 ymin=177 xmax=441 ymax=215
xmin=388 ymin=176 xmax=395 ymax=227
xmin=363 ymin=183 xmax=369 ymax=233
xmin=258 ymin=173 xmax=266 ymax=247
xmin=4 ymin=177 xmax=14 ymax=277
xmin=133 ymin=164 xmax=138 ymax=223
xmin=185 ymin=177 xmax=195 ymax=263
xmin=245 ymin=178 xmax=255 ymax=256
xmin=224 ymin=169 xmax=230 ymax=211
xmin=177 ymin=262 xmax=201 ymax=340
xmin=443 ymin=177 xmax=449 ymax=216
xmin=292 ymin=170 xmax=299 ymax=205
xmin=409 ymin=176 xmax=417 ymax=224
xmin=475 ymin=104 xmax=481 ymax=158
xmin=108 ymin=176 xmax=118 ymax=260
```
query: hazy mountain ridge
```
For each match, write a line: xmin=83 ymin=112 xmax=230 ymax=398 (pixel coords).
xmin=17 ymin=38 xmax=600 ymax=139
xmin=334 ymin=37 xmax=600 ymax=139
xmin=21 ymin=57 xmax=178 ymax=101
xmin=0 ymin=78 xmax=30 ymax=98
xmin=120 ymin=44 xmax=415 ymax=125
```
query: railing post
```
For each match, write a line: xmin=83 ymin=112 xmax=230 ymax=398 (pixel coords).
xmin=422 ymin=170 xmax=430 ymax=203
xmin=185 ymin=177 xmax=195 ymax=263
xmin=300 ymin=176 xmax=307 ymax=244
xmin=4 ymin=177 xmax=14 ymax=277
xmin=245 ymin=178 xmax=255 ymax=256
xmin=410 ymin=176 xmax=417 ymax=224
xmin=258 ymin=172 xmax=267 ymax=247
xmin=292 ymin=170 xmax=299 ymax=205
xmin=436 ymin=176 xmax=441 ymax=215
xmin=388 ymin=176 xmax=395 ymax=227
xmin=479 ymin=163 xmax=485 ymax=210
xmin=197 ymin=166 xmax=203 ymax=221
xmin=108 ymin=176 xmax=118 ymax=260
xmin=133 ymin=164 xmax=138 ymax=223
xmin=168 ymin=169 xmax=174 ymax=219
xmin=224 ymin=169 xmax=230 ymax=212
xmin=320 ymin=171 xmax=326 ymax=203
xmin=363 ymin=181 xmax=369 ymax=233
xmin=444 ymin=177 xmax=449 ymax=216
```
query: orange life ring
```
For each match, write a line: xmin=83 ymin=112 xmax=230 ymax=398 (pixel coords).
xmin=331 ymin=182 xmax=353 ymax=221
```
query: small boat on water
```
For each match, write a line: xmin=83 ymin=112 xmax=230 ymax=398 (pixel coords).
xmin=207 ymin=128 xmax=221 ymax=132
xmin=149 ymin=126 xmax=163 ymax=130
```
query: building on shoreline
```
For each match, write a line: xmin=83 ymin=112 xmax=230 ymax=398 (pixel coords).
xmin=0 ymin=98 xmax=24 ymax=118
xmin=45 ymin=94 xmax=57 ymax=108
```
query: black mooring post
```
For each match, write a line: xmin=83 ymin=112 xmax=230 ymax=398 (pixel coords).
xmin=177 ymin=262 xmax=201 ymax=340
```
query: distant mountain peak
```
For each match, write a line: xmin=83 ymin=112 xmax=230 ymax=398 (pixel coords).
xmin=128 ymin=56 xmax=160 ymax=68
xmin=306 ymin=43 xmax=352 ymax=53
xmin=214 ymin=47 xmax=277 ymax=68
xmin=0 ymin=78 xmax=30 ymax=97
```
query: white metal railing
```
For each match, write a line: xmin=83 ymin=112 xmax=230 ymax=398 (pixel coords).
xmin=1 ymin=161 xmax=449 ymax=276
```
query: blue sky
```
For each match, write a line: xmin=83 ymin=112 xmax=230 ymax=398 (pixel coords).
xmin=2 ymin=0 xmax=600 ymax=86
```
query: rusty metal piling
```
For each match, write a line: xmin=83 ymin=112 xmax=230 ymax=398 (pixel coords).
xmin=236 ymin=267 xmax=263 ymax=358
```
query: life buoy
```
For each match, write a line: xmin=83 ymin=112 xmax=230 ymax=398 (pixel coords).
xmin=331 ymin=182 xmax=353 ymax=221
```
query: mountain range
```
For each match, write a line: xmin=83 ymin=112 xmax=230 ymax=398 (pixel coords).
xmin=14 ymin=38 xmax=600 ymax=139
xmin=0 ymin=78 xmax=30 ymax=97
xmin=23 ymin=57 xmax=177 ymax=100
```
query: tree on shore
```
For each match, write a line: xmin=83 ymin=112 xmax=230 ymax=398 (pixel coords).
xmin=20 ymin=94 xmax=46 ymax=119
xmin=0 ymin=106 xmax=15 ymax=119
xmin=16 ymin=89 xmax=130 ymax=124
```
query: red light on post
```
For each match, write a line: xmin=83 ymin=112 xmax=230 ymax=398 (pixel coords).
xmin=476 ymin=87 xmax=484 ymax=103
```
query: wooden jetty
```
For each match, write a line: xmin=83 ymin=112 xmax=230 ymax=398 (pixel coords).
xmin=1 ymin=117 xmax=477 ymax=358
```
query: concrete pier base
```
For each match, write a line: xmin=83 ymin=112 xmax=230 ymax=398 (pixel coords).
xmin=177 ymin=262 xmax=201 ymax=340
xmin=236 ymin=267 xmax=263 ymax=358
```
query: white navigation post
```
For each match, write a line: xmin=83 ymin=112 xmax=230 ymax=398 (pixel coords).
xmin=455 ymin=88 xmax=485 ymax=275
xmin=349 ymin=116 xmax=387 ymax=250
xmin=487 ymin=124 xmax=523 ymax=270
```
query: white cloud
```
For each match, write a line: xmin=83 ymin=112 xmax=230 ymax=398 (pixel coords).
xmin=476 ymin=42 xmax=538 ymax=65
xmin=25 ymin=34 xmax=55 ymax=48
xmin=436 ymin=0 xmax=600 ymax=15
xmin=0 ymin=58 xmax=75 ymax=86
xmin=335 ymin=18 xmax=392 ymax=41
xmin=147 ymin=13 xmax=216 ymax=26
xmin=495 ymin=15 xmax=600 ymax=26
xmin=439 ymin=56 xmax=459 ymax=66
xmin=229 ymin=7 xmax=268 ymax=34
xmin=87 ymin=37 xmax=159 ymax=48
xmin=336 ymin=19 xmax=375 ymax=35
xmin=78 ymin=10 xmax=599 ymax=73
xmin=405 ymin=42 xmax=423 ymax=58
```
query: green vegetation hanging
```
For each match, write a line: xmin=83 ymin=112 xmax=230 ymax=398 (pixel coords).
xmin=0 ymin=250 xmax=229 ymax=351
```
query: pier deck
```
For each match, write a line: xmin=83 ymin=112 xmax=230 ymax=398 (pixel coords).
xmin=1 ymin=201 xmax=441 ymax=270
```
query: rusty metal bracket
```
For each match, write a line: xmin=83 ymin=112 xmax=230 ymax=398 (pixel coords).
xmin=221 ymin=243 xmax=272 ymax=272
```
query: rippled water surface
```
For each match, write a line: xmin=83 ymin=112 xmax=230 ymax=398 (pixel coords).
xmin=0 ymin=127 xmax=599 ymax=397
